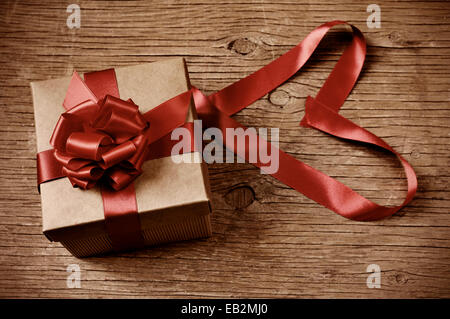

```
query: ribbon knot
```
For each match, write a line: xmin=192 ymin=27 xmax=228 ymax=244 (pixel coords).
xmin=50 ymin=94 xmax=151 ymax=191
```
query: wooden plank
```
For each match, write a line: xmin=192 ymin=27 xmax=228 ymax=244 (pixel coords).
xmin=0 ymin=0 xmax=449 ymax=298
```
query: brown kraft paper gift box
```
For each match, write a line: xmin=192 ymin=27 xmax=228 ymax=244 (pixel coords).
xmin=31 ymin=58 xmax=212 ymax=257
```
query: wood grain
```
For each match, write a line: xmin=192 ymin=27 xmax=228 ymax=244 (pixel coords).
xmin=0 ymin=0 xmax=449 ymax=298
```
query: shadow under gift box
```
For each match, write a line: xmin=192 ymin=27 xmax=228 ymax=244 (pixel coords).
xmin=31 ymin=58 xmax=213 ymax=257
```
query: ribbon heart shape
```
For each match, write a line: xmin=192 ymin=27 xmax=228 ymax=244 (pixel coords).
xmin=49 ymin=73 xmax=151 ymax=191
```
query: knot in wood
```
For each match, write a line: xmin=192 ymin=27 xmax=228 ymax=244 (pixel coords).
xmin=395 ymin=273 xmax=409 ymax=285
xmin=269 ymin=89 xmax=290 ymax=107
xmin=224 ymin=185 xmax=255 ymax=209
xmin=228 ymin=38 xmax=257 ymax=55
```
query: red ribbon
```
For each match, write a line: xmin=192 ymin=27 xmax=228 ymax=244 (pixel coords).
xmin=37 ymin=21 xmax=418 ymax=252
xmin=193 ymin=20 xmax=417 ymax=221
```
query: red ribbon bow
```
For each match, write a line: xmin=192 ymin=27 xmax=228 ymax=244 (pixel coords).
xmin=50 ymin=93 xmax=151 ymax=191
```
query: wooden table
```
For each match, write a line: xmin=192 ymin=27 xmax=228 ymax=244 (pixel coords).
xmin=0 ymin=0 xmax=449 ymax=298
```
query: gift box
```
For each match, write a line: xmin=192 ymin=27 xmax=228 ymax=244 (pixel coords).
xmin=31 ymin=58 xmax=212 ymax=257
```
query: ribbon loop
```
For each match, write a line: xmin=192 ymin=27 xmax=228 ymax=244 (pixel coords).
xmin=100 ymin=141 xmax=137 ymax=169
xmin=65 ymin=131 xmax=113 ymax=161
